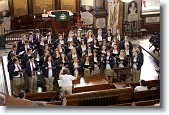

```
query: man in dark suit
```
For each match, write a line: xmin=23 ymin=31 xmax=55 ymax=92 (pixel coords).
xmin=7 ymin=45 xmax=19 ymax=61
xmin=21 ymin=48 xmax=33 ymax=69
xmin=25 ymin=56 xmax=40 ymax=93
xmin=17 ymin=34 xmax=26 ymax=52
xmin=21 ymin=39 xmax=34 ymax=53
xmin=27 ymin=32 xmax=35 ymax=46
xmin=9 ymin=58 xmax=24 ymax=97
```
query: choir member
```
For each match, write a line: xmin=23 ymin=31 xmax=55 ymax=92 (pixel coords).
xmin=95 ymin=28 xmax=105 ymax=45
xmin=38 ymin=35 xmax=45 ymax=56
xmin=21 ymin=39 xmax=33 ymax=53
xmin=39 ymin=50 xmax=50 ymax=67
xmin=110 ymin=37 xmax=120 ymax=49
xmin=17 ymin=34 xmax=26 ymax=52
xmin=66 ymin=31 xmax=77 ymax=46
xmin=81 ymin=55 xmax=93 ymax=77
xmin=42 ymin=55 xmax=56 ymax=91
xmin=56 ymin=43 xmax=65 ymax=53
xmin=131 ymin=50 xmax=143 ymax=83
xmin=102 ymin=51 xmax=115 ymax=77
xmin=116 ymin=50 xmax=128 ymax=68
xmin=86 ymin=47 xmax=93 ymax=58
xmin=77 ymin=39 xmax=87 ymax=58
xmin=85 ymin=30 xmax=95 ymax=46
xmin=55 ymin=34 xmax=65 ymax=47
xmin=120 ymin=36 xmax=133 ymax=51
xmin=52 ymin=49 xmax=60 ymax=62
xmin=27 ymin=32 xmax=35 ymax=46
xmin=7 ymin=45 xmax=19 ymax=61
xmin=25 ymin=56 xmax=40 ymax=93
xmin=75 ymin=31 xmax=83 ymax=44
xmin=114 ymin=29 xmax=124 ymax=42
xmin=21 ymin=48 xmax=33 ymax=69
xmin=69 ymin=57 xmax=82 ymax=77
xmin=91 ymin=50 xmax=101 ymax=76
xmin=58 ymin=52 xmax=69 ymax=71
xmin=66 ymin=41 xmax=75 ymax=54
xmin=67 ymin=48 xmax=79 ymax=62
xmin=34 ymin=29 xmax=41 ymax=44
xmin=90 ymin=38 xmax=100 ymax=51
xmin=124 ymin=45 xmax=133 ymax=66
xmin=9 ymin=58 xmax=24 ymax=97
xmin=105 ymin=29 xmax=113 ymax=43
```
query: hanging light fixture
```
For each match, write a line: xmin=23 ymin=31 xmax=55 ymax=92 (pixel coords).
xmin=121 ymin=0 xmax=133 ymax=3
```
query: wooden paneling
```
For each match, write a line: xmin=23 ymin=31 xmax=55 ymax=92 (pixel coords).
xmin=13 ymin=0 xmax=28 ymax=17
xmin=141 ymin=13 xmax=160 ymax=33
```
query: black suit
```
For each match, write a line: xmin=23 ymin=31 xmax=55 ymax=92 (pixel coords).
xmin=9 ymin=64 xmax=23 ymax=78
xmin=41 ymin=61 xmax=57 ymax=78
xmin=25 ymin=61 xmax=39 ymax=77
xmin=7 ymin=50 xmax=19 ymax=61
xmin=21 ymin=54 xmax=32 ymax=69
xmin=102 ymin=56 xmax=115 ymax=70
xmin=17 ymin=40 xmax=25 ymax=51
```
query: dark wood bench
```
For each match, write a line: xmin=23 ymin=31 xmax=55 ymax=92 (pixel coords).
xmin=135 ymin=99 xmax=160 ymax=106
xmin=25 ymin=91 xmax=58 ymax=101
xmin=133 ymin=89 xmax=160 ymax=102
xmin=125 ymin=80 xmax=160 ymax=89
xmin=65 ymin=88 xmax=133 ymax=106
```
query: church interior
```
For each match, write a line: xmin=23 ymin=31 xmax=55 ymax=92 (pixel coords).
xmin=0 ymin=0 xmax=160 ymax=106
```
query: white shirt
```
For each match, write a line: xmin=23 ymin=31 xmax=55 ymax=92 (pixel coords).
xmin=87 ymin=37 xmax=93 ymax=43
xmin=97 ymin=35 xmax=102 ymax=42
xmin=77 ymin=37 xmax=81 ymax=42
xmin=125 ymin=41 xmax=129 ymax=46
xmin=134 ymin=86 xmax=148 ymax=92
xmin=59 ymin=74 xmax=75 ymax=86
xmin=14 ymin=64 xmax=22 ymax=78
xmin=133 ymin=57 xmax=137 ymax=69
xmin=67 ymin=37 xmax=73 ymax=42
xmin=48 ymin=62 xmax=53 ymax=77
xmin=30 ymin=62 xmax=35 ymax=71
xmin=60 ymin=40 xmax=64 ymax=45
xmin=125 ymin=50 xmax=129 ymax=55
xmin=107 ymin=36 xmax=111 ymax=42
xmin=117 ymin=35 xmax=121 ymax=41
xmin=113 ymin=50 xmax=118 ymax=54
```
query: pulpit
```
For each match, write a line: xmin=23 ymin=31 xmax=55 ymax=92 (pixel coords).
xmin=47 ymin=10 xmax=73 ymax=38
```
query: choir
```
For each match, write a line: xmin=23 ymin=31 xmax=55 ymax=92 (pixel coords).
xmin=7 ymin=28 xmax=144 ymax=97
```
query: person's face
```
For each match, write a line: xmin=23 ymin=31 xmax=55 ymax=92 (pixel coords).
xmin=74 ymin=58 xmax=78 ymax=62
xmin=30 ymin=58 xmax=34 ymax=62
xmin=108 ymin=30 xmax=111 ymax=34
xmin=88 ymin=49 xmax=91 ymax=53
xmin=13 ymin=47 xmax=17 ymax=51
xmin=107 ymin=52 xmax=110 ymax=56
xmin=15 ymin=59 xmax=19 ymax=64
xmin=134 ymin=51 xmax=138 ymax=57
xmin=98 ymin=29 xmax=102 ymax=34
xmin=77 ymin=32 xmax=81 ymax=36
xmin=59 ymin=36 xmax=63 ymax=40
xmin=94 ymin=39 xmax=97 ymax=44
xmin=55 ymin=50 xmax=59 ymax=55
xmin=86 ymin=56 xmax=89 ymax=61
xmin=45 ymin=52 xmax=49 ymax=56
xmin=114 ymin=45 xmax=117 ymax=49
xmin=22 ymin=36 xmax=25 ymax=40
xmin=69 ymin=32 xmax=73 ymax=37
xmin=48 ymin=56 xmax=52 ymax=61
xmin=61 ymin=53 xmax=65 ymax=58
xmin=28 ymin=50 xmax=32 ymax=54
xmin=89 ymin=32 xmax=92 ymax=36
xmin=125 ymin=46 xmax=129 ymax=50
xmin=136 ymin=48 xmax=140 ymax=53
xmin=120 ymin=51 xmax=124 ymax=56
xmin=45 ymin=46 xmax=49 ymax=50
xmin=58 ymin=44 xmax=61 ymax=48
xmin=72 ymin=49 xmax=76 ymax=54
xmin=125 ymin=37 xmax=129 ymax=42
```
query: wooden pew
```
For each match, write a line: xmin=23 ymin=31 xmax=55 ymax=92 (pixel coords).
xmin=46 ymin=101 xmax=62 ymax=106
xmin=25 ymin=91 xmax=58 ymax=101
xmin=5 ymin=94 xmax=58 ymax=106
xmin=133 ymin=89 xmax=160 ymax=102
xmin=125 ymin=80 xmax=160 ymax=89
xmin=135 ymin=99 xmax=160 ymax=106
xmin=112 ymin=103 xmax=133 ymax=106
xmin=65 ymin=88 xmax=133 ymax=106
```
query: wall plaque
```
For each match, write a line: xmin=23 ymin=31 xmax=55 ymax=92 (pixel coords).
xmin=61 ymin=0 xmax=76 ymax=13
xmin=13 ymin=0 xmax=28 ymax=17
xmin=145 ymin=16 xmax=160 ymax=24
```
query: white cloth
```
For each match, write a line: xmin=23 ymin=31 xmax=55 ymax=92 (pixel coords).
xmin=107 ymin=36 xmax=111 ymax=42
xmin=48 ymin=62 xmax=53 ymax=78
xmin=97 ymin=35 xmax=102 ymax=42
xmin=67 ymin=37 xmax=73 ymax=42
xmin=134 ymin=86 xmax=148 ymax=92
xmin=106 ymin=63 xmax=111 ymax=69
xmin=59 ymin=74 xmax=75 ymax=87
xmin=88 ymin=37 xmax=93 ymax=43
xmin=60 ymin=40 xmax=64 ymax=45
xmin=113 ymin=50 xmax=118 ymax=54
xmin=125 ymin=50 xmax=129 ymax=56
xmin=125 ymin=41 xmax=129 ymax=46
